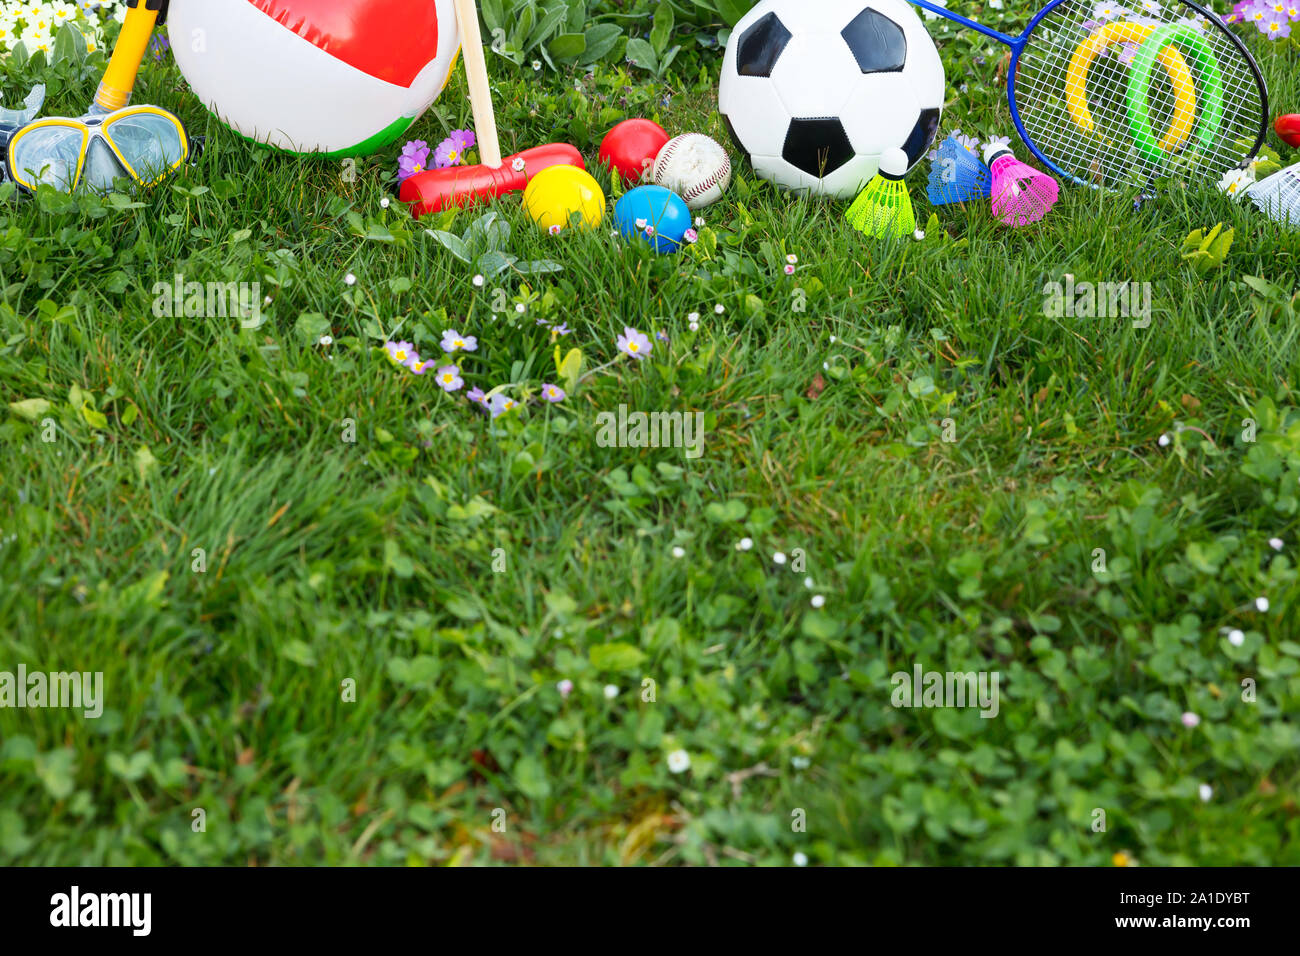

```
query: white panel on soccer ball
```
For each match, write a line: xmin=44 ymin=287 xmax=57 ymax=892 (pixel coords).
xmin=719 ymin=78 xmax=791 ymax=161
xmin=751 ymin=0 xmax=851 ymax=34
xmin=751 ymin=154 xmax=819 ymax=194
xmin=841 ymin=75 xmax=923 ymax=158
xmin=768 ymin=32 xmax=858 ymax=119
xmin=815 ymin=153 xmax=879 ymax=199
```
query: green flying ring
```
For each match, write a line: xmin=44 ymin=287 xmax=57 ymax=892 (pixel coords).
xmin=1125 ymin=23 xmax=1225 ymax=168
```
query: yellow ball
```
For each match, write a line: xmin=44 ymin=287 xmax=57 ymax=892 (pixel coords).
xmin=523 ymin=164 xmax=604 ymax=232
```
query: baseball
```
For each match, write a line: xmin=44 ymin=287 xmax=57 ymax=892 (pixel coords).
xmin=652 ymin=133 xmax=732 ymax=209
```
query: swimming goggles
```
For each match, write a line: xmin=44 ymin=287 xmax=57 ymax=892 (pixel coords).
xmin=5 ymin=104 xmax=189 ymax=193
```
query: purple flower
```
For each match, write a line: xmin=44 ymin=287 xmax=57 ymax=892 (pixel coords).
xmin=557 ymin=679 xmax=574 ymax=698
xmin=551 ymin=323 xmax=572 ymax=337
xmin=384 ymin=341 xmax=417 ymax=366
xmin=149 ymin=33 xmax=171 ymax=62
xmin=487 ymin=393 xmax=517 ymax=419
xmin=616 ymin=326 xmax=652 ymax=360
xmin=467 ymin=387 xmax=488 ymax=408
xmin=397 ymin=140 xmax=430 ymax=182
xmin=541 ymin=383 xmax=566 ymax=403
xmin=435 ymin=129 xmax=476 ymax=168
xmin=1244 ymin=0 xmax=1272 ymax=22
xmin=435 ymin=365 xmax=464 ymax=391
xmin=1117 ymin=41 xmax=1140 ymax=64
xmin=1261 ymin=11 xmax=1292 ymax=34
xmin=408 ymin=357 xmax=433 ymax=376
xmin=440 ymin=329 xmax=477 ymax=353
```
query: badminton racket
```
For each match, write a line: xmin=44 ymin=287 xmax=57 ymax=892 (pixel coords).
xmin=906 ymin=0 xmax=1268 ymax=190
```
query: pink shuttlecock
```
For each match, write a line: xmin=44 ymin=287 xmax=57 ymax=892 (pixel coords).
xmin=983 ymin=142 xmax=1059 ymax=227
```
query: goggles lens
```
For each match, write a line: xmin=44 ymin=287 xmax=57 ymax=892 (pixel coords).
xmin=10 ymin=124 xmax=84 ymax=191
xmin=105 ymin=110 xmax=186 ymax=183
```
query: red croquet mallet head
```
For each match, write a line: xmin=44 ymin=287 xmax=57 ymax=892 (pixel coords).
xmin=400 ymin=143 xmax=586 ymax=218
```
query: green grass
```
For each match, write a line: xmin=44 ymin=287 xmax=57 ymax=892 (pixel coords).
xmin=1 ymin=8 xmax=1299 ymax=865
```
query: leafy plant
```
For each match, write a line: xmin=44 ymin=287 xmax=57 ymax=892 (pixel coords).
xmin=480 ymin=0 xmax=626 ymax=69
xmin=425 ymin=211 xmax=563 ymax=277
xmin=1180 ymin=223 xmax=1234 ymax=275
xmin=625 ymin=2 xmax=682 ymax=79
xmin=1238 ymin=274 xmax=1300 ymax=324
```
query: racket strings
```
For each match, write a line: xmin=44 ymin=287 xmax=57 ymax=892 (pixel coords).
xmin=1013 ymin=0 xmax=1264 ymax=188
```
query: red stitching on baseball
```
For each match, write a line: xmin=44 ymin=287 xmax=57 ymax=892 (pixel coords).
xmin=658 ymin=136 xmax=729 ymax=205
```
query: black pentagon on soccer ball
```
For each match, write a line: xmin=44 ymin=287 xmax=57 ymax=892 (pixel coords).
xmin=736 ymin=12 xmax=792 ymax=78
xmin=901 ymin=107 xmax=942 ymax=168
xmin=783 ymin=118 xmax=854 ymax=178
xmin=841 ymin=8 xmax=907 ymax=74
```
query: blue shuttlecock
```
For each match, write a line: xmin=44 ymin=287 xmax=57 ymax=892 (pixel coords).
xmin=926 ymin=135 xmax=991 ymax=205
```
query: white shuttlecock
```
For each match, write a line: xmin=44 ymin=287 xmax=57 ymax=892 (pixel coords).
xmin=1246 ymin=162 xmax=1300 ymax=229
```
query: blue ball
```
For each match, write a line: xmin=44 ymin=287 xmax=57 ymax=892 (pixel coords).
xmin=614 ymin=185 xmax=692 ymax=254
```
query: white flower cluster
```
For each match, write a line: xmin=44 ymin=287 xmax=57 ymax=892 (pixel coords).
xmin=0 ymin=1 xmax=126 ymax=57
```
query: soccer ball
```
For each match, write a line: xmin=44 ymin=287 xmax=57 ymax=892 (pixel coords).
xmin=167 ymin=0 xmax=461 ymax=157
xmin=719 ymin=0 xmax=944 ymax=198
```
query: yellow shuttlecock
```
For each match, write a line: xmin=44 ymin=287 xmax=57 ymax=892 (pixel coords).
xmin=846 ymin=150 xmax=916 ymax=239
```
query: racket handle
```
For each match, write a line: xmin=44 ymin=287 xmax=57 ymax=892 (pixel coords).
xmin=92 ymin=0 xmax=162 ymax=114
xmin=453 ymin=0 xmax=502 ymax=169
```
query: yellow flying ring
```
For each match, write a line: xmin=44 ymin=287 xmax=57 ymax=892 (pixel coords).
xmin=1065 ymin=21 xmax=1197 ymax=154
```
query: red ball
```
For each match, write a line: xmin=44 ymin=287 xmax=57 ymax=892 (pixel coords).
xmin=598 ymin=119 xmax=670 ymax=186
xmin=1276 ymin=114 xmax=1300 ymax=150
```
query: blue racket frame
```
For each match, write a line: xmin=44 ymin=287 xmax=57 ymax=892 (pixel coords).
xmin=905 ymin=0 xmax=1269 ymax=188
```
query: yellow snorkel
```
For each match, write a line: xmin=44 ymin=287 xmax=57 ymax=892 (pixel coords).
xmin=92 ymin=0 xmax=170 ymax=114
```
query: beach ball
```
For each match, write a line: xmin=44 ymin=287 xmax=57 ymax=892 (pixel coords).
xmin=614 ymin=185 xmax=692 ymax=253
xmin=167 ymin=0 xmax=461 ymax=157
xmin=523 ymin=165 xmax=605 ymax=233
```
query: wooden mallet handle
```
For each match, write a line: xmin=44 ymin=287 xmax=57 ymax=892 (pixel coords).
xmin=453 ymin=0 xmax=502 ymax=169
